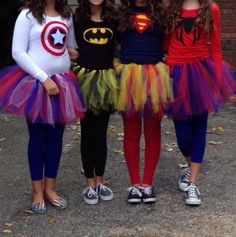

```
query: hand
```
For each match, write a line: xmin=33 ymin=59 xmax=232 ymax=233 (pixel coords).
xmin=68 ymin=48 xmax=79 ymax=60
xmin=43 ymin=77 xmax=59 ymax=96
xmin=163 ymin=53 xmax=168 ymax=63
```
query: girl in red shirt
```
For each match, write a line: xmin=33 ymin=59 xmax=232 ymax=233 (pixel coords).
xmin=166 ymin=0 xmax=236 ymax=206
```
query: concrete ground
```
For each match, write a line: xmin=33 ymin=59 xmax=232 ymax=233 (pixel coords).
xmin=0 ymin=103 xmax=235 ymax=237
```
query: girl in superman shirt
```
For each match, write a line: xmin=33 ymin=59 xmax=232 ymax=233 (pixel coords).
xmin=165 ymin=0 xmax=236 ymax=206
xmin=0 ymin=0 xmax=84 ymax=213
xmin=116 ymin=0 xmax=172 ymax=204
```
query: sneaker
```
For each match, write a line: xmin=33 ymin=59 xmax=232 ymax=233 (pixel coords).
xmin=82 ymin=187 xmax=99 ymax=205
xmin=140 ymin=186 xmax=156 ymax=203
xmin=185 ymin=183 xmax=201 ymax=206
xmin=96 ymin=183 xmax=113 ymax=201
xmin=127 ymin=186 xmax=142 ymax=204
xmin=179 ymin=167 xmax=190 ymax=191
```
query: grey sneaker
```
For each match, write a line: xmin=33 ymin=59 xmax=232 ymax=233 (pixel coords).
xmin=179 ymin=167 xmax=190 ymax=191
xmin=185 ymin=183 xmax=201 ymax=206
xmin=96 ymin=183 xmax=113 ymax=201
xmin=82 ymin=187 xmax=99 ymax=205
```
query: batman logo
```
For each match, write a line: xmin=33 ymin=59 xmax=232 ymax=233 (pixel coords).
xmin=83 ymin=28 xmax=113 ymax=45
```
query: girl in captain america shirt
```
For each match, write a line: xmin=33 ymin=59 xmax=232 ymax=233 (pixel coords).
xmin=0 ymin=0 xmax=84 ymax=213
xmin=165 ymin=0 xmax=236 ymax=206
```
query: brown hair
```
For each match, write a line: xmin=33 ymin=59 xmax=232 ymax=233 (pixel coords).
xmin=74 ymin=0 xmax=118 ymax=24
xmin=22 ymin=0 xmax=72 ymax=24
xmin=166 ymin=0 xmax=214 ymax=32
xmin=118 ymin=0 xmax=166 ymax=32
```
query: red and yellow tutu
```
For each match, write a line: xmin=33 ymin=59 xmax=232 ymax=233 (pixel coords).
xmin=114 ymin=60 xmax=173 ymax=117
xmin=168 ymin=57 xmax=236 ymax=120
xmin=0 ymin=65 xmax=85 ymax=124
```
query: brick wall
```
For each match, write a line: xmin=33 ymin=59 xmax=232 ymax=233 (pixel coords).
xmin=69 ymin=0 xmax=236 ymax=67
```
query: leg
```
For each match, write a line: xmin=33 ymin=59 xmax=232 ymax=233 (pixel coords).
xmin=80 ymin=110 xmax=96 ymax=187
xmin=123 ymin=114 xmax=142 ymax=186
xmin=190 ymin=113 xmax=208 ymax=183
xmin=44 ymin=124 xmax=65 ymax=201
xmin=27 ymin=121 xmax=46 ymax=204
xmin=142 ymin=113 xmax=162 ymax=186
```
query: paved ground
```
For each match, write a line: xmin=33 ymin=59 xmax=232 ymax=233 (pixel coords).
xmin=0 ymin=103 xmax=236 ymax=237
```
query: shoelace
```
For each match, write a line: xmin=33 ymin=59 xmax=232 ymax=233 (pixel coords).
xmin=141 ymin=187 xmax=152 ymax=195
xmin=98 ymin=183 xmax=112 ymax=193
xmin=127 ymin=187 xmax=142 ymax=197
xmin=83 ymin=187 xmax=97 ymax=198
xmin=182 ymin=168 xmax=190 ymax=181
xmin=187 ymin=184 xmax=201 ymax=198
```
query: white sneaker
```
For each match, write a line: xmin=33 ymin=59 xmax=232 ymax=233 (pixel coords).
xmin=179 ymin=167 xmax=190 ymax=191
xmin=96 ymin=183 xmax=113 ymax=201
xmin=185 ymin=183 xmax=201 ymax=206
xmin=82 ymin=187 xmax=99 ymax=205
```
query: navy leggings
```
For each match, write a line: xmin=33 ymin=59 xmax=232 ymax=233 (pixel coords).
xmin=27 ymin=121 xmax=64 ymax=181
xmin=80 ymin=110 xmax=110 ymax=178
xmin=174 ymin=113 xmax=208 ymax=163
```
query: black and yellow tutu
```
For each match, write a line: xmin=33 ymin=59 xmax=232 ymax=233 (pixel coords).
xmin=114 ymin=60 xmax=173 ymax=117
xmin=73 ymin=64 xmax=119 ymax=113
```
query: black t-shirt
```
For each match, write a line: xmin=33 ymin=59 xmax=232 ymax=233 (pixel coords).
xmin=74 ymin=18 xmax=117 ymax=70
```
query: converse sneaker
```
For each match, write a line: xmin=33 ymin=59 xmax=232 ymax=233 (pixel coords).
xmin=127 ymin=186 xmax=142 ymax=204
xmin=140 ymin=186 xmax=156 ymax=203
xmin=82 ymin=187 xmax=99 ymax=205
xmin=185 ymin=183 xmax=201 ymax=206
xmin=96 ymin=183 xmax=113 ymax=201
xmin=179 ymin=167 xmax=190 ymax=191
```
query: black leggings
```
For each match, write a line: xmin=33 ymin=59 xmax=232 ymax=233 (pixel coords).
xmin=80 ymin=110 xmax=110 ymax=178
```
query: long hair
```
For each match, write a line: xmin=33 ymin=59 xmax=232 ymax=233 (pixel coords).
xmin=22 ymin=0 xmax=72 ymax=24
xmin=118 ymin=0 xmax=166 ymax=32
xmin=166 ymin=0 xmax=213 ymax=32
xmin=74 ymin=0 xmax=117 ymax=24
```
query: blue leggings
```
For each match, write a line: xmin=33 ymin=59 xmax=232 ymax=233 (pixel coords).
xmin=174 ymin=113 xmax=208 ymax=164
xmin=27 ymin=121 xmax=64 ymax=181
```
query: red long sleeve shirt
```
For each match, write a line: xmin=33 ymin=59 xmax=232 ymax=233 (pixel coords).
xmin=166 ymin=3 xmax=222 ymax=79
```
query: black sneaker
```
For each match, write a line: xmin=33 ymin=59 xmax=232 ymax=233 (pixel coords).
xmin=127 ymin=186 xmax=142 ymax=204
xmin=179 ymin=167 xmax=190 ymax=191
xmin=96 ymin=183 xmax=113 ymax=201
xmin=140 ymin=186 xmax=156 ymax=203
xmin=185 ymin=183 xmax=201 ymax=206
xmin=82 ymin=187 xmax=99 ymax=205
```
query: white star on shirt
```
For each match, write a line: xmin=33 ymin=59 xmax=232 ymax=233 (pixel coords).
xmin=51 ymin=29 xmax=65 ymax=45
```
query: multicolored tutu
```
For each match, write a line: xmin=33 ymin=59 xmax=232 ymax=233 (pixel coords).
xmin=73 ymin=64 xmax=119 ymax=113
xmin=114 ymin=60 xmax=173 ymax=117
xmin=168 ymin=57 xmax=236 ymax=120
xmin=0 ymin=65 xmax=85 ymax=124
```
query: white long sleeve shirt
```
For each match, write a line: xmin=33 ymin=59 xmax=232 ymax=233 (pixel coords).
xmin=12 ymin=9 xmax=77 ymax=83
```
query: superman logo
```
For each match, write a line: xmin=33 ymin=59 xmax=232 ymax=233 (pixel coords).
xmin=132 ymin=13 xmax=151 ymax=33
xmin=83 ymin=28 xmax=113 ymax=45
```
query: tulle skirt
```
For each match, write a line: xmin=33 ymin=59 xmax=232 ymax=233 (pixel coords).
xmin=168 ymin=57 xmax=236 ymax=120
xmin=0 ymin=65 xmax=85 ymax=124
xmin=114 ymin=60 xmax=173 ymax=117
xmin=73 ymin=64 xmax=119 ymax=113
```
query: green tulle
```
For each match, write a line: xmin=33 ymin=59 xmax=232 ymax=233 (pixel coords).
xmin=73 ymin=65 xmax=119 ymax=113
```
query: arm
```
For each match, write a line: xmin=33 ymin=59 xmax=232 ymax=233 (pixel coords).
xmin=209 ymin=3 xmax=222 ymax=84
xmin=12 ymin=9 xmax=48 ymax=83
xmin=12 ymin=9 xmax=59 ymax=95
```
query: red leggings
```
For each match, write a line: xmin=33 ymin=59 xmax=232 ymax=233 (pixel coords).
xmin=122 ymin=113 xmax=162 ymax=186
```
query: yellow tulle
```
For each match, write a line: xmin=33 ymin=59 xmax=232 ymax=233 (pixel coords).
xmin=114 ymin=59 xmax=173 ymax=113
xmin=73 ymin=64 xmax=119 ymax=113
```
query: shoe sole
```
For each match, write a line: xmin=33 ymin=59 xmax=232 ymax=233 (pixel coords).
xmin=185 ymin=199 xmax=201 ymax=206
xmin=100 ymin=194 xmax=114 ymax=201
xmin=84 ymin=198 xmax=99 ymax=205
xmin=143 ymin=198 xmax=156 ymax=203
xmin=128 ymin=199 xmax=142 ymax=204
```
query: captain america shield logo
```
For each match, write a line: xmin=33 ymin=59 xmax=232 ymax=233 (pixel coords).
xmin=41 ymin=21 xmax=68 ymax=56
